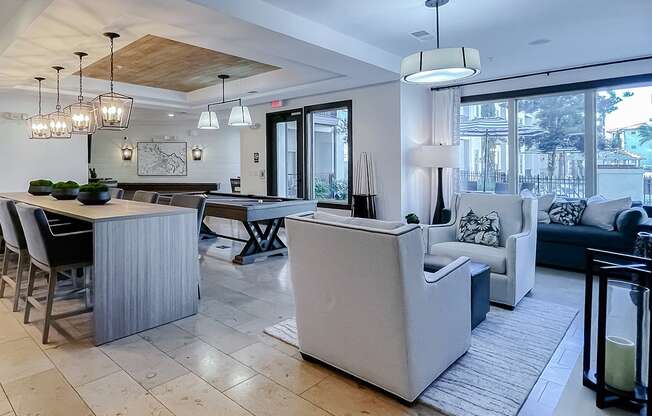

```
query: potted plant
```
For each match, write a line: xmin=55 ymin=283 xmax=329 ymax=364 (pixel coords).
xmin=77 ymin=183 xmax=111 ymax=205
xmin=28 ymin=179 xmax=53 ymax=196
xmin=51 ymin=181 xmax=80 ymax=200
xmin=405 ymin=213 xmax=420 ymax=224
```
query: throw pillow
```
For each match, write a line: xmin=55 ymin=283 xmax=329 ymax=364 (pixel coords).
xmin=536 ymin=194 xmax=555 ymax=224
xmin=457 ymin=209 xmax=501 ymax=247
xmin=581 ymin=196 xmax=631 ymax=231
xmin=549 ymin=200 xmax=587 ymax=226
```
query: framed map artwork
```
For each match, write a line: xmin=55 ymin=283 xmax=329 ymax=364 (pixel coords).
xmin=137 ymin=142 xmax=188 ymax=176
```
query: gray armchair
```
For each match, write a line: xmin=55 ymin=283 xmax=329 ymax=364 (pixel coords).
xmin=427 ymin=193 xmax=537 ymax=307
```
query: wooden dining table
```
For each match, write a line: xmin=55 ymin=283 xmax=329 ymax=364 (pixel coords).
xmin=0 ymin=192 xmax=199 ymax=345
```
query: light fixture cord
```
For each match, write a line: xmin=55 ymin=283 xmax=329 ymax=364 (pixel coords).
xmin=436 ymin=1 xmax=440 ymax=49
xmin=222 ymin=77 xmax=225 ymax=103
xmin=55 ymin=68 xmax=61 ymax=111
xmin=37 ymin=79 xmax=42 ymax=115
xmin=109 ymin=36 xmax=114 ymax=93
xmin=78 ymin=54 xmax=83 ymax=102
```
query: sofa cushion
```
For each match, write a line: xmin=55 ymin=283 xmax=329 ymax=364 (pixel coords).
xmin=430 ymin=241 xmax=506 ymax=274
xmin=537 ymin=223 xmax=628 ymax=250
xmin=457 ymin=209 xmax=501 ymax=247
xmin=455 ymin=193 xmax=523 ymax=247
xmin=581 ymin=196 xmax=631 ymax=231
xmin=549 ymin=200 xmax=587 ymax=225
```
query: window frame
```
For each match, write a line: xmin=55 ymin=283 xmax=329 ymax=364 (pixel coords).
xmin=304 ymin=100 xmax=353 ymax=209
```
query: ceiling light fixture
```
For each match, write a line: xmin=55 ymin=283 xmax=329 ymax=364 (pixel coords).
xmin=400 ymin=0 xmax=480 ymax=84
xmin=198 ymin=74 xmax=253 ymax=129
xmin=47 ymin=66 xmax=72 ymax=139
xmin=64 ymin=52 xmax=97 ymax=134
xmin=93 ymin=32 xmax=133 ymax=130
xmin=27 ymin=77 xmax=51 ymax=139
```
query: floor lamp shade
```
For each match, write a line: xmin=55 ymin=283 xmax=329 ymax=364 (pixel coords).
xmin=416 ymin=144 xmax=460 ymax=224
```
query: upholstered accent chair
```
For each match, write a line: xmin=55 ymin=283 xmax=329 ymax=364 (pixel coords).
xmin=285 ymin=212 xmax=471 ymax=402
xmin=427 ymin=193 xmax=538 ymax=308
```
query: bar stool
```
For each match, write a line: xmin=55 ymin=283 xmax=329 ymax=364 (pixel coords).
xmin=110 ymin=187 xmax=124 ymax=199
xmin=133 ymin=190 xmax=159 ymax=204
xmin=0 ymin=199 xmax=29 ymax=311
xmin=170 ymin=194 xmax=206 ymax=299
xmin=16 ymin=203 xmax=93 ymax=344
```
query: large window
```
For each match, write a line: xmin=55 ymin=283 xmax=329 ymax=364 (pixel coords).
xmin=517 ymin=93 xmax=585 ymax=197
xmin=596 ymin=86 xmax=652 ymax=202
xmin=306 ymin=101 xmax=352 ymax=207
xmin=459 ymin=101 xmax=510 ymax=193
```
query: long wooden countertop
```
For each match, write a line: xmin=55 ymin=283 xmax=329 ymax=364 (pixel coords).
xmin=0 ymin=192 xmax=196 ymax=222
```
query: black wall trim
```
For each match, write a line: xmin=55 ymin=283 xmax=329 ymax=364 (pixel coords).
xmin=460 ymin=72 xmax=652 ymax=103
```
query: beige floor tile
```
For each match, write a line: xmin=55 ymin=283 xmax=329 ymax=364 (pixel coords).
xmin=151 ymin=373 xmax=251 ymax=416
xmin=4 ymin=368 xmax=93 ymax=416
xmin=226 ymin=374 xmax=330 ymax=416
xmin=174 ymin=315 xmax=257 ymax=354
xmin=77 ymin=371 xmax=173 ymax=416
xmin=169 ymin=340 xmax=256 ymax=391
xmin=45 ymin=339 xmax=120 ymax=386
xmin=0 ymin=337 xmax=53 ymax=383
xmin=140 ymin=323 xmax=197 ymax=354
xmin=231 ymin=343 xmax=327 ymax=394
xmin=100 ymin=335 xmax=188 ymax=390
xmin=301 ymin=374 xmax=418 ymax=416
xmin=0 ymin=312 xmax=28 ymax=345
xmin=0 ymin=386 xmax=11 ymax=415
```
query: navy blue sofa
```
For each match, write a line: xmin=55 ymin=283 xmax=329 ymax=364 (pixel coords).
xmin=536 ymin=206 xmax=648 ymax=271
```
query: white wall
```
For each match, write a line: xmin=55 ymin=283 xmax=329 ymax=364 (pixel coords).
xmin=91 ymin=118 xmax=240 ymax=189
xmin=240 ymin=82 xmax=402 ymax=220
xmin=0 ymin=92 xmax=87 ymax=192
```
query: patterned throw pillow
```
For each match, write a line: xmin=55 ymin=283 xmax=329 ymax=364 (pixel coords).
xmin=549 ymin=200 xmax=587 ymax=226
xmin=457 ymin=209 xmax=501 ymax=247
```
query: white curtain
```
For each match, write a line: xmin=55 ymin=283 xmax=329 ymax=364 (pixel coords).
xmin=431 ymin=88 xmax=460 ymax=217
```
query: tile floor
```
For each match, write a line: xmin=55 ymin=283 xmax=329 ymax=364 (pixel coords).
xmin=0 ymin=218 xmax=591 ymax=416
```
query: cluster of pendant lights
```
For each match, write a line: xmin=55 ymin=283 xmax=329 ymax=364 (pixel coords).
xmin=198 ymin=74 xmax=252 ymax=130
xmin=400 ymin=0 xmax=481 ymax=85
xmin=27 ymin=32 xmax=133 ymax=140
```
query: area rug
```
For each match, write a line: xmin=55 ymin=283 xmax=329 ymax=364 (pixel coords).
xmin=264 ymin=297 xmax=578 ymax=416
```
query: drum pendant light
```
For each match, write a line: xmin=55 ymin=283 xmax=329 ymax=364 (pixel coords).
xmin=400 ymin=0 xmax=480 ymax=84
xmin=198 ymin=74 xmax=253 ymax=128
xmin=47 ymin=66 xmax=73 ymax=139
xmin=93 ymin=32 xmax=133 ymax=130
xmin=65 ymin=52 xmax=97 ymax=134
xmin=27 ymin=77 xmax=51 ymax=139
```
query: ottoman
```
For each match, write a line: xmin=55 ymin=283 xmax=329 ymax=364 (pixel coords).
xmin=424 ymin=254 xmax=490 ymax=329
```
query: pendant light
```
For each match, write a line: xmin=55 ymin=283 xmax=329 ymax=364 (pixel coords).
xmin=197 ymin=74 xmax=227 ymax=129
xmin=27 ymin=77 xmax=51 ymax=139
xmin=228 ymin=102 xmax=252 ymax=127
xmin=400 ymin=0 xmax=480 ymax=84
xmin=93 ymin=32 xmax=133 ymax=130
xmin=64 ymin=52 xmax=97 ymax=134
xmin=198 ymin=74 xmax=253 ymax=128
xmin=47 ymin=66 xmax=73 ymax=139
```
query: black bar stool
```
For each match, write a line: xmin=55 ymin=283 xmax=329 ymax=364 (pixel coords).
xmin=16 ymin=203 xmax=94 ymax=344
xmin=133 ymin=190 xmax=159 ymax=204
xmin=0 ymin=199 xmax=29 ymax=311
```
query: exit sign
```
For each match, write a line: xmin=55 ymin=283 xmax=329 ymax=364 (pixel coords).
xmin=271 ymin=100 xmax=284 ymax=108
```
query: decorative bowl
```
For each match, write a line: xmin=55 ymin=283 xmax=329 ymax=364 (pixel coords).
xmin=28 ymin=185 xmax=52 ymax=196
xmin=77 ymin=191 xmax=111 ymax=205
xmin=51 ymin=188 xmax=79 ymax=200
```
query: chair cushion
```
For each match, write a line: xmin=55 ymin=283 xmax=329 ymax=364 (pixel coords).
xmin=455 ymin=193 xmax=523 ymax=247
xmin=430 ymin=241 xmax=507 ymax=274
xmin=537 ymin=223 xmax=628 ymax=250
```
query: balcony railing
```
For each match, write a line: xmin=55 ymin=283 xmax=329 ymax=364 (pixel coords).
xmin=460 ymin=171 xmax=586 ymax=198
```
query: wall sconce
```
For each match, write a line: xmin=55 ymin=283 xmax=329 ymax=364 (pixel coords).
xmin=191 ymin=145 xmax=203 ymax=161
xmin=121 ymin=136 xmax=133 ymax=161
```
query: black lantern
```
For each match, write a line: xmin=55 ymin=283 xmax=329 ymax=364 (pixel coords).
xmin=93 ymin=32 xmax=133 ymax=130
xmin=191 ymin=145 xmax=203 ymax=161
xmin=584 ymin=248 xmax=652 ymax=414
xmin=47 ymin=66 xmax=73 ymax=139
xmin=64 ymin=52 xmax=97 ymax=134
xmin=27 ymin=77 xmax=51 ymax=139
xmin=121 ymin=137 xmax=133 ymax=161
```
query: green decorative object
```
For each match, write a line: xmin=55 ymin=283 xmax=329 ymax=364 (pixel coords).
xmin=405 ymin=213 xmax=420 ymax=224
xmin=28 ymin=179 xmax=53 ymax=196
xmin=52 ymin=181 xmax=80 ymax=200
xmin=78 ymin=183 xmax=111 ymax=205
xmin=605 ymin=335 xmax=636 ymax=392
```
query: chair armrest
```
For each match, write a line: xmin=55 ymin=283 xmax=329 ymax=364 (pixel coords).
xmin=425 ymin=256 xmax=469 ymax=283
xmin=425 ymin=222 xmax=456 ymax=251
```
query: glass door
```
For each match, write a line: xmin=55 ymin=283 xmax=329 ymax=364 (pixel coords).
xmin=266 ymin=109 xmax=304 ymax=198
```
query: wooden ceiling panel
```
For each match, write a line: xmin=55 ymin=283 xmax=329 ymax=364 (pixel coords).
xmin=81 ymin=34 xmax=279 ymax=92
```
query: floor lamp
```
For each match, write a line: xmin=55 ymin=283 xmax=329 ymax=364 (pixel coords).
xmin=417 ymin=144 xmax=460 ymax=224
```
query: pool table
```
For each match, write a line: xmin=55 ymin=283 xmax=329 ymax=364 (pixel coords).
xmin=202 ymin=192 xmax=317 ymax=264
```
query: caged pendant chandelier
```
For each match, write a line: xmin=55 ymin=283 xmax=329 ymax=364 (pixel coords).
xmin=400 ymin=0 xmax=480 ymax=85
xmin=64 ymin=52 xmax=97 ymax=134
xmin=93 ymin=32 xmax=133 ymax=130
xmin=47 ymin=66 xmax=73 ymax=139
xmin=27 ymin=77 xmax=51 ymax=139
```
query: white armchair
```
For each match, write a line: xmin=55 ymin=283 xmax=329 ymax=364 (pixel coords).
xmin=427 ymin=193 xmax=538 ymax=307
xmin=285 ymin=211 xmax=471 ymax=402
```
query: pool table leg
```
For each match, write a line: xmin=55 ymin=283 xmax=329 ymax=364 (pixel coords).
xmin=234 ymin=218 xmax=287 ymax=265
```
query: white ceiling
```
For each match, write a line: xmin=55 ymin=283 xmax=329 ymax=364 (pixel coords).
xmin=1 ymin=0 xmax=650 ymax=114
